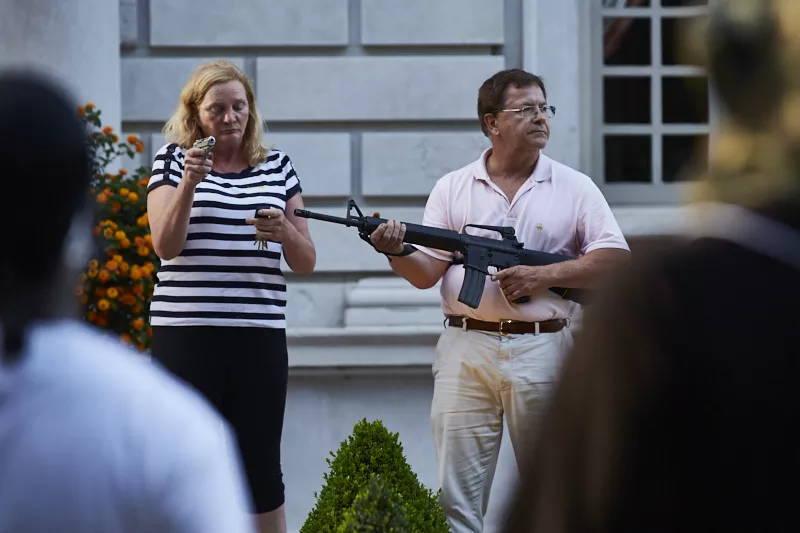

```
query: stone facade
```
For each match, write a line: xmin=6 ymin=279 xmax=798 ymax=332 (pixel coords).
xmin=3 ymin=0 xmax=693 ymax=530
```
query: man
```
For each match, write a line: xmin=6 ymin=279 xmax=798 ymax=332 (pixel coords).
xmin=0 ymin=71 xmax=255 ymax=532
xmin=502 ymin=1 xmax=800 ymax=531
xmin=369 ymin=68 xmax=630 ymax=532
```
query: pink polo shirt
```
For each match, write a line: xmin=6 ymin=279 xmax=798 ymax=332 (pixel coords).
xmin=413 ymin=149 xmax=630 ymax=323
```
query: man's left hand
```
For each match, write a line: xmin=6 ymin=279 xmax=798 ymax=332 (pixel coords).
xmin=246 ymin=208 xmax=290 ymax=243
xmin=491 ymin=265 xmax=552 ymax=301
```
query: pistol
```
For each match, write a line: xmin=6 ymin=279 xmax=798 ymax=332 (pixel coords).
xmin=193 ymin=136 xmax=216 ymax=159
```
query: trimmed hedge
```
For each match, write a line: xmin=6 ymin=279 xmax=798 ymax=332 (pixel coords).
xmin=301 ymin=419 xmax=448 ymax=533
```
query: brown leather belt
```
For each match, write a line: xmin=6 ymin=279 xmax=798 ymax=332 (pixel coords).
xmin=446 ymin=316 xmax=568 ymax=335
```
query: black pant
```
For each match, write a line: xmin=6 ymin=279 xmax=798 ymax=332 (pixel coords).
xmin=151 ymin=325 xmax=288 ymax=514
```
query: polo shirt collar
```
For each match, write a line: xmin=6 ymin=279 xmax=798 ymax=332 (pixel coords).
xmin=472 ymin=148 xmax=552 ymax=183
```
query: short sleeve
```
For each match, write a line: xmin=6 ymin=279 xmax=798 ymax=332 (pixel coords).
xmin=281 ymin=153 xmax=302 ymax=201
xmin=147 ymin=143 xmax=184 ymax=194
xmin=577 ymin=179 xmax=631 ymax=254
xmin=412 ymin=177 xmax=454 ymax=262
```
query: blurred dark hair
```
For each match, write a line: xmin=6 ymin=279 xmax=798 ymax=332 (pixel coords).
xmin=705 ymin=0 xmax=784 ymax=130
xmin=0 ymin=70 xmax=91 ymax=358
xmin=477 ymin=69 xmax=547 ymax=136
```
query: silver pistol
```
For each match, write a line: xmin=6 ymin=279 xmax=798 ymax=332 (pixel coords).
xmin=193 ymin=135 xmax=216 ymax=159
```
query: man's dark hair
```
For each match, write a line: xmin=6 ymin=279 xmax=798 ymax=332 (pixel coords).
xmin=0 ymin=70 xmax=91 ymax=358
xmin=477 ymin=69 xmax=547 ymax=136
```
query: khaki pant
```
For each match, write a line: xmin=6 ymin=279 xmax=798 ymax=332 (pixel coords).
xmin=431 ymin=324 xmax=574 ymax=533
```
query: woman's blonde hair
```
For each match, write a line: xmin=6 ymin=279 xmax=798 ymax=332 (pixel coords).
xmin=162 ymin=60 xmax=269 ymax=167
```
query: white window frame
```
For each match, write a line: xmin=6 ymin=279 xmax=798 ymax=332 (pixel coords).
xmin=587 ymin=1 xmax=715 ymax=205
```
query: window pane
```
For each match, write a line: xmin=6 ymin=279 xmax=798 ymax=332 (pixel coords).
xmin=601 ymin=0 xmax=651 ymax=6
xmin=663 ymin=135 xmax=708 ymax=182
xmin=661 ymin=0 xmax=706 ymax=6
xmin=662 ymin=76 xmax=708 ymax=123
xmin=662 ymin=18 xmax=702 ymax=66
xmin=604 ymin=77 xmax=651 ymax=123
xmin=604 ymin=135 xmax=652 ymax=183
xmin=603 ymin=17 xmax=651 ymax=65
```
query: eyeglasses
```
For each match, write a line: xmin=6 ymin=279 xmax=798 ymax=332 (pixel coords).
xmin=498 ymin=104 xmax=556 ymax=120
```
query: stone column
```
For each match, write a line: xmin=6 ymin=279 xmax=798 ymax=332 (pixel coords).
xmin=0 ymin=0 xmax=121 ymax=132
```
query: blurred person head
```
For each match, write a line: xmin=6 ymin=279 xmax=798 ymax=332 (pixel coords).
xmin=477 ymin=68 xmax=554 ymax=154
xmin=162 ymin=60 xmax=268 ymax=167
xmin=0 ymin=69 xmax=92 ymax=361
xmin=682 ymin=0 xmax=800 ymax=210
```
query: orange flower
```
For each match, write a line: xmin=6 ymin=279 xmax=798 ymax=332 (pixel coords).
xmin=121 ymin=293 xmax=136 ymax=306
xmin=142 ymin=262 xmax=154 ymax=274
xmin=77 ymin=106 xmax=86 ymax=117
xmin=132 ymin=285 xmax=144 ymax=296
xmin=102 ymin=125 xmax=113 ymax=135
xmin=135 ymin=141 xmax=145 ymax=153
xmin=137 ymin=246 xmax=149 ymax=257
xmin=118 ymin=168 xmax=127 ymax=176
xmin=96 ymin=193 xmax=107 ymax=204
xmin=130 ymin=266 xmax=142 ymax=280
xmin=111 ymin=134 xmax=119 ymax=143
xmin=85 ymin=102 xmax=96 ymax=110
xmin=120 ymin=262 xmax=130 ymax=273
xmin=120 ymin=188 xmax=130 ymax=196
xmin=120 ymin=238 xmax=131 ymax=249
xmin=120 ymin=333 xmax=132 ymax=344
xmin=127 ymin=134 xmax=139 ymax=144
xmin=132 ymin=318 xmax=145 ymax=330
xmin=106 ymin=287 xmax=118 ymax=299
xmin=88 ymin=259 xmax=99 ymax=270
xmin=114 ymin=230 xmax=126 ymax=241
xmin=93 ymin=226 xmax=101 ymax=237
xmin=132 ymin=303 xmax=143 ymax=314
xmin=106 ymin=260 xmax=118 ymax=271
xmin=112 ymin=202 xmax=121 ymax=213
xmin=103 ymin=227 xmax=113 ymax=239
xmin=98 ymin=270 xmax=111 ymax=283
xmin=113 ymin=254 xmax=123 ymax=263
xmin=87 ymin=310 xmax=97 ymax=322
xmin=95 ymin=287 xmax=106 ymax=297
xmin=95 ymin=315 xmax=108 ymax=328
xmin=127 ymin=192 xmax=139 ymax=202
xmin=97 ymin=299 xmax=110 ymax=311
xmin=144 ymin=235 xmax=152 ymax=245
xmin=137 ymin=214 xmax=149 ymax=227
xmin=87 ymin=267 xmax=98 ymax=278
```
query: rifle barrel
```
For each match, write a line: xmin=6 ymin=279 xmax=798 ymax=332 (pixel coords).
xmin=294 ymin=209 xmax=357 ymax=227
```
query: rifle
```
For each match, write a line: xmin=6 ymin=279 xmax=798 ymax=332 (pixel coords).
xmin=294 ymin=199 xmax=593 ymax=309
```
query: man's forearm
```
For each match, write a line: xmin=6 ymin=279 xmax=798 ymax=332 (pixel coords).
xmin=541 ymin=248 xmax=630 ymax=289
xmin=386 ymin=249 xmax=448 ymax=290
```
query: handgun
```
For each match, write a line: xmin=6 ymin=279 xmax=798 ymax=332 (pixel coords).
xmin=193 ymin=136 xmax=216 ymax=159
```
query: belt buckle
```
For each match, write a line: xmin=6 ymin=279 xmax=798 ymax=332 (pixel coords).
xmin=499 ymin=319 xmax=513 ymax=335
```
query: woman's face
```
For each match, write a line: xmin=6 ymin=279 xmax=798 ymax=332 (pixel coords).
xmin=197 ymin=80 xmax=249 ymax=146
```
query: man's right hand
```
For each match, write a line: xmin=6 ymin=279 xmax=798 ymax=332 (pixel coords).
xmin=369 ymin=211 xmax=407 ymax=255
xmin=183 ymin=147 xmax=213 ymax=187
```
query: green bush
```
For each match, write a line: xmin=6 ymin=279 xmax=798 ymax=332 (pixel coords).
xmin=337 ymin=475 xmax=410 ymax=533
xmin=301 ymin=418 xmax=449 ymax=533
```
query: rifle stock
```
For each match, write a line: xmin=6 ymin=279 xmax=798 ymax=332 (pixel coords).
xmin=294 ymin=199 xmax=593 ymax=308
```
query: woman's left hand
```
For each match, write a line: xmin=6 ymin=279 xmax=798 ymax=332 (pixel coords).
xmin=246 ymin=208 xmax=290 ymax=243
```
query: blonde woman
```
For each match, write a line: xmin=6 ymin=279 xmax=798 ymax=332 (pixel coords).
xmin=146 ymin=60 xmax=316 ymax=533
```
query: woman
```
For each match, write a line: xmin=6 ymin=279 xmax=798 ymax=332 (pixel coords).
xmin=146 ymin=59 xmax=316 ymax=533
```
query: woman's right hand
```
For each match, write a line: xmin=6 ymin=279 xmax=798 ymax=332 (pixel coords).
xmin=183 ymin=147 xmax=213 ymax=187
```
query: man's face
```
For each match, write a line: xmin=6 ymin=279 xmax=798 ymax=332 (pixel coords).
xmin=488 ymin=84 xmax=551 ymax=151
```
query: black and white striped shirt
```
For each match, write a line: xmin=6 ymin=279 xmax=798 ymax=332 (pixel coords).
xmin=146 ymin=143 xmax=301 ymax=329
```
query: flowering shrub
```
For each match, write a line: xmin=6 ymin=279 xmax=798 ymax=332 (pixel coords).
xmin=76 ymin=103 xmax=158 ymax=352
